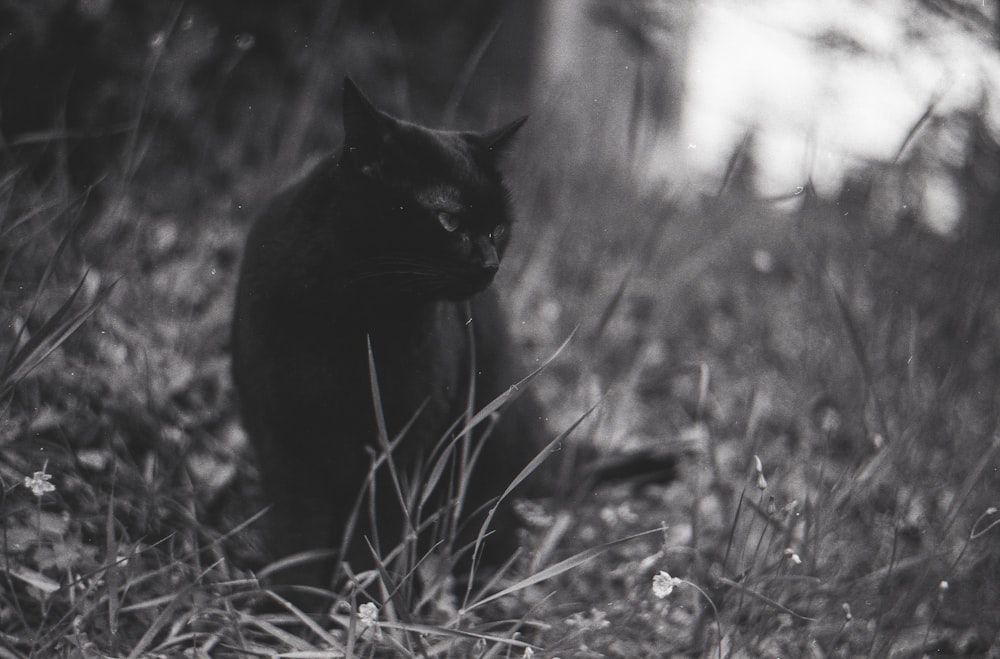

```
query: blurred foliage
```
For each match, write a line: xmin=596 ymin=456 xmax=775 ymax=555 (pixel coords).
xmin=0 ymin=0 xmax=539 ymax=206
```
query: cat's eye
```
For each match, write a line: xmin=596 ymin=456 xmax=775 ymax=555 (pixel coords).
xmin=438 ymin=211 xmax=460 ymax=233
xmin=490 ymin=225 xmax=506 ymax=242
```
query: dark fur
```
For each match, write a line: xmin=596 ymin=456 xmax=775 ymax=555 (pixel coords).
xmin=231 ymin=79 xmax=678 ymax=599
xmin=231 ymin=79 xmax=544 ymax=591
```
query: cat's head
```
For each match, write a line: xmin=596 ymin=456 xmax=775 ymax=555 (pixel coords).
xmin=338 ymin=76 xmax=526 ymax=301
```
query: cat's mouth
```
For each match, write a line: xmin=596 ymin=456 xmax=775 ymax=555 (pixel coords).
xmin=440 ymin=265 xmax=497 ymax=299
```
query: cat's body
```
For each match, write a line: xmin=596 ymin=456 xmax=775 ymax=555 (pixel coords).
xmin=232 ymin=78 xmax=678 ymax=597
xmin=231 ymin=79 xmax=544 ymax=590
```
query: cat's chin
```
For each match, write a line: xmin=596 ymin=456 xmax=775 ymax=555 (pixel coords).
xmin=440 ymin=271 xmax=497 ymax=300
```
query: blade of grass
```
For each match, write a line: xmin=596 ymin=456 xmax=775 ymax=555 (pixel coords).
xmin=1 ymin=194 xmax=88 ymax=374
xmin=238 ymin=610 xmax=320 ymax=653
xmin=0 ymin=198 xmax=65 ymax=243
xmin=419 ymin=415 xmax=470 ymax=510
xmin=589 ymin=266 xmax=633 ymax=342
xmin=891 ymin=94 xmax=940 ymax=165
xmin=264 ymin=591 xmax=345 ymax=651
xmin=461 ymin=527 xmax=663 ymax=614
xmin=125 ymin=583 xmax=193 ymax=659
xmin=827 ymin=279 xmax=890 ymax=443
xmin=716 ymin=577 xmax=815 ymax=622
xmin=1 ymin=274 xmax=117 ymax=398
xmin=105 ymin=475 xmax=121 ymax=638
xmin=363 ymin=537 xmax=418 ymax=630
xmin=465 ymin=399 xmax=600 ymax=598
xmin=453 ymin=328 xmax=576 ymax=443
xmin=442 ymin=19 xmax=503 ymax=125
xmin=380 ymin=620 xmax=537 ymax=650
xmin=942 ymin=433 xmax=1000 ymax=536
xmin=257 ymin=549 xmax=338 ymax=583
xmin=716 ymin=130 xmax=754 ymax=196
xmin=450 ymin=300 xmax=480 ymax=541
xmin=421 ymin=328 xmax=576 ymax=518
xmin=366 ymin=335 xmax=414 ymax=539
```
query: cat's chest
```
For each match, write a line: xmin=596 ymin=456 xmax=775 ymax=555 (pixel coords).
xmin=373 ymin=304 xmax=465 ymax=378
xmin=333 ymin=300 xmax=471 ymax=437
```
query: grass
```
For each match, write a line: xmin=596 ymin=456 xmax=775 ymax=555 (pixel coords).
xmin=2 ymin=12 xmax=1000 ymax=658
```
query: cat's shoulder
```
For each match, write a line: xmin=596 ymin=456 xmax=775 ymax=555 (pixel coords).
xmin=245 ymin=153 xmax=341 ymax=239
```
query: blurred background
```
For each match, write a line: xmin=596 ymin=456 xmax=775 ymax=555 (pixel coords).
xmin=2 ymin=0 xmax=999 ymax=220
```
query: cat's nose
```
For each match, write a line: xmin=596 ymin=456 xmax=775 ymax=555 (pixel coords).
xmin=477 ymin=239 xmax=500 ymax=273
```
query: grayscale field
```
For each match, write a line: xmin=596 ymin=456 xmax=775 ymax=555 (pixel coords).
xmin=1 ymin=1 xmax=998 ymax=656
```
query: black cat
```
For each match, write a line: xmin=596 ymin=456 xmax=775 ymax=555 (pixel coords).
xmin=232 ymin=78 xmax=555 ymax=592
xmin=231 ymin=78 xmax=676 ymax=599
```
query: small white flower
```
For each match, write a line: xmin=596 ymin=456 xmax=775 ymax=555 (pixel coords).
xmin=358 ymin=602 xmax=379 ymax=627
xmin=521 ymin=647 xmax=535 ymax=659
xmin=357 ymin=601 xmax=381 ymax=640
xmin=24 ymin=469 xmax=56 ymax=497
xmin=565 ymin=608 xmax=610 ymax=631
xmin=752 ymin=455 xmax=767 ymax=490
xmin=652 ymin=570 xmax=683 ymax=599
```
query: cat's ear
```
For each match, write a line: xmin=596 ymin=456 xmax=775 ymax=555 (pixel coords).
xmin=342 ymin=77 xmax=390 ymax=173
xmin=478 ymin=115 xmax=528 ymax=156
